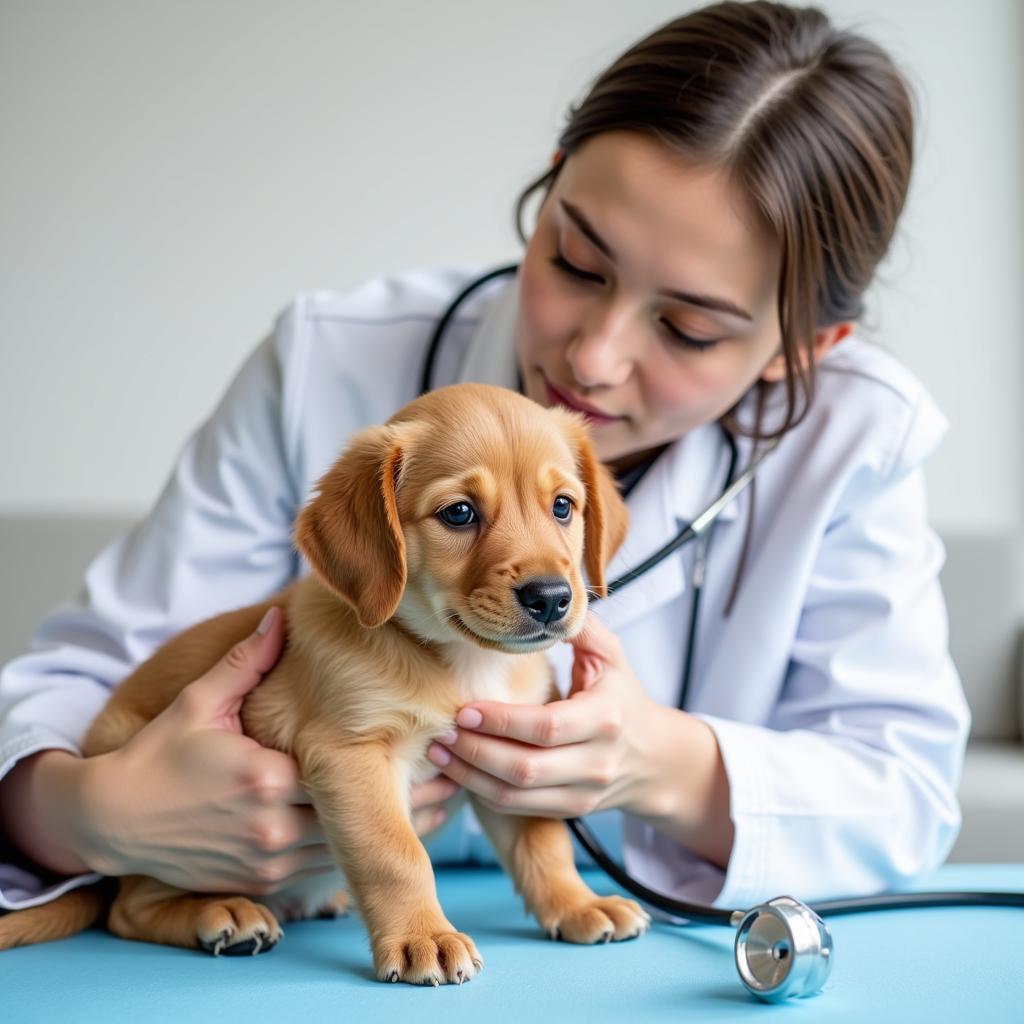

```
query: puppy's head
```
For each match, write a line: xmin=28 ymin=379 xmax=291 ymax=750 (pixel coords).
xmin=294 ymin=383 xmax=628 ymax=651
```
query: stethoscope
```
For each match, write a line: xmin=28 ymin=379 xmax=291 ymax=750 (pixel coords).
xmin=421 ymin=264 xmax=1024 ymax=1001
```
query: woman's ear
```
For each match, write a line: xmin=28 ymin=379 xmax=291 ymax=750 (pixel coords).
xmin=559 ymin=415 xmax=629 ymax=598
xmin=293 ymin=424 xmax=409 ymax=628
xmin=760 ymin=321 xmax=854 ymax=383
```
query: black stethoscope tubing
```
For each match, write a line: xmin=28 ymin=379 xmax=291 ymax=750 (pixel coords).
xmin=420 ymin=264 xmax=1024 ymax=926
xmin=419 ymin=262 xmax=522 ymax=398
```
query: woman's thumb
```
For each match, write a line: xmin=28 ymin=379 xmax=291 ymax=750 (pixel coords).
xmin=569 ymin=612 xmax=623 ymax=663
xmin=568 ymin=613 xmax=622 ymax=695
xmin=187 ymin=605 xmax=285 ymax=709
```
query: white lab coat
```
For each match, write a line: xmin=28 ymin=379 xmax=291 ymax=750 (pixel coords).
xmin=0 ymin=266 xmax=970 ymax=913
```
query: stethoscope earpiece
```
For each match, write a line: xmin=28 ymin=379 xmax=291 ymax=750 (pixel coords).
xmin=732 ymin=897 xmax=833 ymax=1001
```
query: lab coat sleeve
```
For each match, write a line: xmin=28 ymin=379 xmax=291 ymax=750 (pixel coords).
xmin=696 ymin=457 xmax=971 ymax=909
xmin=0 ymin=303 xmax=306 ymax=910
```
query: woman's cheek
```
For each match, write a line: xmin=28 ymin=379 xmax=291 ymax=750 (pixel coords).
xmin=647 ymin=354 xmax=733 ymax=422
xmin=518 ymin=259 xmax=573 ymax=357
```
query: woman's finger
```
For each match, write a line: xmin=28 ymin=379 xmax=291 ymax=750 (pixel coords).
xmin=183 ymin=606 xmax=286 ymax=716
xmin=239 ymin=747 xmax=315 ymax=805
xmin=259 ymin=860 xmax=340 ymax=895
xmin=411 ymin=807 xmax=448 ymax=838
xmin=454 ymin=686 xmax=610 ymax=747
xmin=567 ymin=612 xmax=624 ymax=663
xmin=281 ymin=805 xmax=328 ymax=846
xmin=409 ymin=773 xmax=461 ymax=810
xmin=284 ymin=843 xmax=336 ymax=868
xmin=429 ymin=730 xmax=597 ymax=789
xmin=433 ymin=749 xmax=596 ymax=817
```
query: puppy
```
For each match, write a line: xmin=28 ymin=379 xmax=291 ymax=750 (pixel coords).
xmin=0 ymin=382 xmax=651 ymax=983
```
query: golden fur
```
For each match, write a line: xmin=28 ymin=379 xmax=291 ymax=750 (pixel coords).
xmin=0 ymin=382 xmax=650 ymax=983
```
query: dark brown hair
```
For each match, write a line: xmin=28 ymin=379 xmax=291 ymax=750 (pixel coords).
xmin=514 ymin=0 xmax=915 ymax=441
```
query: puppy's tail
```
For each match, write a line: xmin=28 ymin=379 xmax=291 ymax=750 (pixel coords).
xmin=0 ymin=880 xmax=113 ymax=950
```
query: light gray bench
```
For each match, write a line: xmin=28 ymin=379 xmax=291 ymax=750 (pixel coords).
xmin=1 ymin=516 xmax=1021 ymax=861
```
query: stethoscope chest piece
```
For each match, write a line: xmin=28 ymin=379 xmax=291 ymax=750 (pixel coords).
xmin=732 ymin=896 xmax=834 ymax=1001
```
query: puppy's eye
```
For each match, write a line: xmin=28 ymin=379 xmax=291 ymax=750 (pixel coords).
xmin=438 ymin=502 xmax=478 ymax=527
xmin=552 ymin=495 xmax=573 ymax=522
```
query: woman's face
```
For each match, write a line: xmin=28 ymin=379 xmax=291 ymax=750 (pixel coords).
xmin=516 ymin=131 xmax=785 ymax=471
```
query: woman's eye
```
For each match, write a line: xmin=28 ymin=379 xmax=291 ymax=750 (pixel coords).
xmin=438 ymin=502 xmax=478 ymax=527
xmin=552 ymin=495 xmax=573 ymax=521
xmin=550 ymin=250 xmax=720 ymax=353
xmin=660 ymin=319 xmax=722 ymax=353
xmin=549 ymin=252 xmax=604 ymax=285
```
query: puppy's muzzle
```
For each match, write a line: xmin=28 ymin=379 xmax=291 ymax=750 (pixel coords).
xmin=515 ymin=577 xmax=573 ymax=626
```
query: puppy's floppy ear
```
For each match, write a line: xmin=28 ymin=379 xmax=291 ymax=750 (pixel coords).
xmin=293 ymin=424 xmax=410 ymax=628
xmin=562 ymin=417 xmax=629 ymax=598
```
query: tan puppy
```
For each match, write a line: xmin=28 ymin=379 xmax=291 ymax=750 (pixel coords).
xmin=0 ymin=382 xmax=651 ymax=983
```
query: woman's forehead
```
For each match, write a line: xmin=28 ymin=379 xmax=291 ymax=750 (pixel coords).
xmin=554 ymin=132 xmax=781 ymax=322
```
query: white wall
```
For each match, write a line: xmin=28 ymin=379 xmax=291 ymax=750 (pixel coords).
xmin=1 ymin=0 xmax=1021 ymax=533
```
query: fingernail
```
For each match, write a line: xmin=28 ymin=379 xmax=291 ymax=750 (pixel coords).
xmin=257 ymin=607 xmax=277 ymax=635
xmin=437 ymin=728 xmax=458 ymax=745
xmin=428 ymin=744 xmax=452 ymax=767
xmin=457 ymin=708 xmax=483 ymax=729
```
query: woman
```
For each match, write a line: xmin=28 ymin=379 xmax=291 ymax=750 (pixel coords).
xmin=0 ymin=1 xmax=968 ymax=915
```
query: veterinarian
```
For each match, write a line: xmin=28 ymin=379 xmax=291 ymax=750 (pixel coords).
xmin=0 ymin=0 xmax=969 ymax=918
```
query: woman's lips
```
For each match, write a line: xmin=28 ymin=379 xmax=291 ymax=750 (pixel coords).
xmin=544 ymin=379 xmax=623 ymax=425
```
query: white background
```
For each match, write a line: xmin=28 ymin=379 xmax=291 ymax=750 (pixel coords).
xmin=1 ymin=0 xmax=1021 ymax=533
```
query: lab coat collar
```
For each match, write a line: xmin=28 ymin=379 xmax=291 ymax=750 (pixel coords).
xmin=454 ymin=271 xmax=522 ymax=389
xmin=454 ymin=272 xmax=745 ymax=631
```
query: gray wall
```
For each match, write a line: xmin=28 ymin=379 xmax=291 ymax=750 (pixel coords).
xmin=1 ymin=0 xmax=1022 ymax=533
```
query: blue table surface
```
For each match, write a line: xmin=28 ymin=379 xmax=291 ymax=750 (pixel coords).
xmin=2 ymin=863 xmax=1022 ymax=1023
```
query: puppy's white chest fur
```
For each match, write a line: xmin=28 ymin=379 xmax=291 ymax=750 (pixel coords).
xmin=444 ymin=643 xmax=523 ymax=704
xmin=397 ymin=644 xmax=546 ymax=790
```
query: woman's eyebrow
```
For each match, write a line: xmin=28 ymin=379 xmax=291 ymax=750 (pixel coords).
xmin=559 ymin=199 xmax=754 ymax=322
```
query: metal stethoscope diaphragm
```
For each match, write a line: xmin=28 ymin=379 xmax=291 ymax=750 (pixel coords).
xmin=731 ymin=897 xmax=833 ymax=1001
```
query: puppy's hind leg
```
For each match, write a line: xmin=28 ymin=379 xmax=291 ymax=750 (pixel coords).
xmin=108 ymin=876 xmax=284 ymax=956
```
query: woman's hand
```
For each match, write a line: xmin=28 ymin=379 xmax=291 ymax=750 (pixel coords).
xmin=409 ymin=773 xmax=462 ymax=836
xmin=68 ymin=607 xmax=340 ymax=895
xmin=426 ymin=613 xmax=663 ymax=819
xmin=6 ymin=604 xmax=462 ymax=894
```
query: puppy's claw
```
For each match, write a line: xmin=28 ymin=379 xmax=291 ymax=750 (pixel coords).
xmin=196 ymin=898 xmax=283 ymax=956
xmin=206 ymin=929 xmax=231 ymax=957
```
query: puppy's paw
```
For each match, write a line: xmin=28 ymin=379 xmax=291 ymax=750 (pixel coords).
xmin=316 ymin=890 xmax=351 ymax=919
xmin=195 ymin=897 xmax=284 ymax=956
xmin=545 ymin=894 xmax=651 ymax=944
xmin=374 ymin=928 xmax=483 ymax=986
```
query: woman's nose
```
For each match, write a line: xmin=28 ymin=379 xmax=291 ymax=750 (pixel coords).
xmin=567 ymin=304 xmax=636 ymax=389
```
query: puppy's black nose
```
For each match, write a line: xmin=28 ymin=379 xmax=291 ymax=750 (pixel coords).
xmin=516 ymin=577 xmax=572 ymax=625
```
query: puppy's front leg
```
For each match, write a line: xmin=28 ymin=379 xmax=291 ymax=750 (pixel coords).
xmin=471 ymin=799 xmax=651 ymax=943
xmin=300 ymin=739 xmax=482 ymax=985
